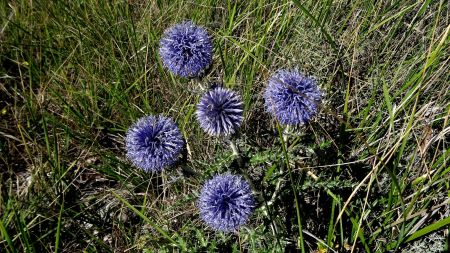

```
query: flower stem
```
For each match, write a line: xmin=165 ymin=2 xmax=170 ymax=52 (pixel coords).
xmin=229 ymin=139 xmax=239 ymax=157
xmin=277 ymin=123 xmax=305 ymax=253
xmin=283 ymin=125 xmax=290 ymax=144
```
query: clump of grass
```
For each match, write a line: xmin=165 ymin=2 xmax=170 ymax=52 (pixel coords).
xmin=1 ymin=0 xmax=448 ymax=252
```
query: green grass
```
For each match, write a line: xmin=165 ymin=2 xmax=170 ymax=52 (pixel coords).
xmin=1 ymin=0 xmax=449 ymax=252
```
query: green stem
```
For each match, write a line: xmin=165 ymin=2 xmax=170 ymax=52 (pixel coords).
xmin=277 ymin=123 xmax=305 ymax=252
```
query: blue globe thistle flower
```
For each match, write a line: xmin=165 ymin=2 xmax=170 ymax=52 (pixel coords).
xmin=264 ymin=69 xmax=321 ymax=125
xmin=198 ymin=174 xmax=254 ymax=232
xmin=125 ymin=115 xmax=184 ymax=172
xmin=159 ymin=21 xmax=213 ymax=77
xmin=196 ymin=87 xmax=244 ymax=136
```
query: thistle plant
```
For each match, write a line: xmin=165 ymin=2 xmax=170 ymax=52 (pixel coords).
xmin=159 ymin=21 xmax=213 ymax=78
xmin=198 ymin=174 xmax=254 ymax=232
xmin=264 ymin=69 xmax=321 ymax=125
xmin=125 ymin=115 xmax=184 ymax=172
xmin=262 ymin=69 xmax=321 ymax=224
xmin=196 ymin=87 xmax=244 ymax=136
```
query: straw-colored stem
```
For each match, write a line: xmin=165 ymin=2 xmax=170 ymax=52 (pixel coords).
xmin=229 ymin=139 xmax=239 ymax=157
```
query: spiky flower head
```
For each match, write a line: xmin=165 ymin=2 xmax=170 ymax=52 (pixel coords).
xmin=198 ymin=174 xmax=254 ymax=232
xmin=125 ymin=115 xmax=184 ymax=172
xmin=159 ymin=21 xmax=213 ymax=77
xmin=264 ymin=69 xmax=321 ymax=125
xmin=196 ymin=87 xmax=244 ymax=136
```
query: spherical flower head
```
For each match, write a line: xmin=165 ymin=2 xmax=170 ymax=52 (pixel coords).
xmin=159 ymin=21 xmax=213 ymax=77
xmin=198 ymin=174 xmax=254 ymax=232
xmin=125 ymin=115 xmax=184 ymax=172
xmin=196 ymin=87 xmax=243 ymax=136
xmin=264 ymin=69 xmax=321 ymax=125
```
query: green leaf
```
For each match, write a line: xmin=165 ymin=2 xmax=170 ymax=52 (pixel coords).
xmin=405 ymin=216 xmax=450 ymax=242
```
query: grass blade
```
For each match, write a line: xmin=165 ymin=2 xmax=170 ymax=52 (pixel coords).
xmin=0 ymin=219 xmax=17 ymax=253
xmin=405 ymin=216 xmax=450 ymax=242
xmin=54 ymin=199 xmax=64 ymax=253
